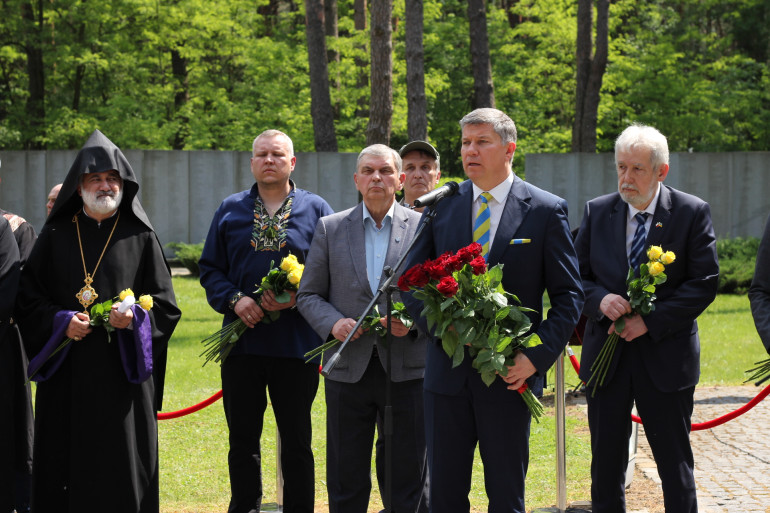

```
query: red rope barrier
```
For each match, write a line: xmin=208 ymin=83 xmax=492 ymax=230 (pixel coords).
xmin=157 ymin=389 xmax=223 ymax=420
xmin=564 ymin=346 xmax=770 ymax=430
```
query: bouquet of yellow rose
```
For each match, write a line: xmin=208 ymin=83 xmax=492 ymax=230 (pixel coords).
xmin=586 ymin=245 xmax=676 ymax=396
xmin=303 ymin=302 xmax=413 ymax=363
xmin=26 ymin=288 xmax=153 ymax=383
xmin=200 ymin=253 xmax=304 ymax=366
xmin=397 ymin=242 xmax=545 ymax=421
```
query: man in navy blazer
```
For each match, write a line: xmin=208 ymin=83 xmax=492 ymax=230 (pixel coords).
xmin=574 ymin=124 xmax=719 ymax=512
xmin=749 ymin=214 xmax=770 ymax=355
xmin=403 ymin=108 xmax=584 ymax=513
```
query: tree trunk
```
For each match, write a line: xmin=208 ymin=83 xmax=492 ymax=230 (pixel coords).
xmin=353 ymin=0 xmax=369 ymax=119
xmin=22 ymin=0 xmax=45 ymax=149
xmin=405 ymin=0 xmax=427 ymax=141
xmin=170 ymin=48 xmax=190 ymax=150
xmin=571 ymin=0 xmax=609 ymax=153
xmin=324 ymin=0 xmax=340 ymax=116
xmin=366 ymin=0 xmax=392 ymax=145
xmin=305 ymin=0 xmax=338 ymax=151
xmin=467 ymin=0 xmax=495 ymax=109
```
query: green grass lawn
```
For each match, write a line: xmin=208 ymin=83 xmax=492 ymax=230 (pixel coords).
xmin=158 ymin=276 xmax=768 ymax=512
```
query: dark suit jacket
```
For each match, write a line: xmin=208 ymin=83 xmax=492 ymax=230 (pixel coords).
xmin=749 ymin=213 xmax=770 ymax=354
xmin=574 ymin=185 xmax=719 ymax=392
xmin=297 ymin=202 xmax=428 ymax=383
xmin=403 ymin=177 xmax=584 ymax=397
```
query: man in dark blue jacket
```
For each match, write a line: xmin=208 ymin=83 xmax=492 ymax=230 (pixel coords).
xmin=200 ymin=129 xmax=333 ymax=513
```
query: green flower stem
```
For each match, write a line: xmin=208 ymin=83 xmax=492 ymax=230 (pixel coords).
xmin=744 ymin=357 xmax=770 ymax=385
xmin=200 ymin=319 xmax=247 ymax=366
xmin=25 ymin=336 xmax=74 ymax=385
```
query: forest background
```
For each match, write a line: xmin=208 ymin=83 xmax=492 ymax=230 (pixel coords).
xmin=1 ymin=0 xmax=769 ymax=176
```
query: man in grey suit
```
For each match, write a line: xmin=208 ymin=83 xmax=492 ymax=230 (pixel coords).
xmin=297 ymin=144 xmax=428 ymax=513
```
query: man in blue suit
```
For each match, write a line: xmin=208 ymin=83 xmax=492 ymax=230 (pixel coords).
xmin=403 ymin=108 xmax=584 ymax=513
xmin=574 ymin=123 xmax=719 ymax=512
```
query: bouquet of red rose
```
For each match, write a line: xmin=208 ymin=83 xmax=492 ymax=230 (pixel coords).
xmin=398 ymin=242 xmax=544 ymax=421
xmin=586 ymin=245 xmax=676 ymax=396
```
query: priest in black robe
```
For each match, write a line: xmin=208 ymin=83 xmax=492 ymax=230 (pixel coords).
xmin=0 ymin=216 xmax=21 ymax=513
xmin=16 ymin=130 xmax=181 ymax=513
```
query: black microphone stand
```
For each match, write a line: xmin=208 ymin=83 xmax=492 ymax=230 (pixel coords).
xmin=321 ymin=202 xmax=443 ymax=512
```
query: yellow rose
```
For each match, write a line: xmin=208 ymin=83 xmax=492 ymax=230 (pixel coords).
xmin=280 ymin=254 xmax=299 ymax=272
xmin=647 ymin=246 xmax=663 ymax=261
xmin=119 ymin=288 xmax=135 ymax=301
xmin=648 ymin=261 xmax=665 ymax=276
xmin=288 ymin=267 xmax=303 ymax=286
xmin=138 ymin=294 xmax=154 ymax=311
xmin=660 ymin=251 xmax=676 ymax=265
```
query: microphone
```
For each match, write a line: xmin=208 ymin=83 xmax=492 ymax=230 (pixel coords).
xmin=413 ymin=181 xmax=459 ymax=208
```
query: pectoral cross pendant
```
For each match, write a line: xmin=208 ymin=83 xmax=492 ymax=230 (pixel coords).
xmin=76 ymin=274 xmax=98 ymax=310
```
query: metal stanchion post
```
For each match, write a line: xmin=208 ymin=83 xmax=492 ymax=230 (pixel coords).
xmin=261 ymin=430 xmax=284 ymax=512
xmin=532 ymin=349 xmax=591 ymax=513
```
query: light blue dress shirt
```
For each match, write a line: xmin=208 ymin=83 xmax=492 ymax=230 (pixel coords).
xmin=362 ymin=202 xmax=395 ymax=295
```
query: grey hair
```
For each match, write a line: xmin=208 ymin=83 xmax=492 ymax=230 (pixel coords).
xmin=253 ymin=129 xmax=294 ymax=156
xmin=615 ymin=123 xmax=669 ymax=170
xmin=459 ymin=108 xmax=518 ymax=145
xmin=357 ymin=144 xmax=402 ymax=173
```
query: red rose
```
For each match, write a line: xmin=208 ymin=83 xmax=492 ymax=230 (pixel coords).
xmin=424 ymin=258 xmax=450 ymax=280
xmin=436 ymin=276 xmax=459 ymax=297
xmin=469 ymin=256 xmax=487 ymax=275
xmin=517 ymin=383 xmax=529 ymax=394
xmin=466 ymin=242 xmax=483 ymax=259
xmin=456 ymin=243 xmax=481 ymax=264
xmin=445 ymin=254 xmax=465 ymax=272
xmin=399 ymin=265 xmax=430 ymax=291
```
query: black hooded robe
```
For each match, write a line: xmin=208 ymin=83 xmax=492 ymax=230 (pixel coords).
xmin=0 ymin=217 xmax=21 ymax=512
xmin=16 ymin=130 xmax=181 ymax=513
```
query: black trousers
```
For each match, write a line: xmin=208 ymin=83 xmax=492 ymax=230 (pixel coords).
xmin=587 ymin=341 xmax=697 ymax=513
xmin=324 ymin=354 xmax=428 ymax=513
xmin=221 ymin=354 xmax=319 ymax=513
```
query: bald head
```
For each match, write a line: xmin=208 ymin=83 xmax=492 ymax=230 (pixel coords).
xmin=46 ymin=183 xmax=62 ymax=217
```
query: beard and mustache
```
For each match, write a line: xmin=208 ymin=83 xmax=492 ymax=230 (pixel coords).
xmin=81 ymin=187 xmax=123 ymax=216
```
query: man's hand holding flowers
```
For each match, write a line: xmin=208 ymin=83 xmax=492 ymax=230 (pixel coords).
xmin=234 ymin=295 xmax=265 ymax=328
xmin=332 ymin=317 xmax=365 ymax=342
xmin=66 ymin=311 xmax=92 ymax=341
xmin=586 ymin=245 xmax=676 ymax=395
xmin=500 ymin=352 xmax=537 ymax=392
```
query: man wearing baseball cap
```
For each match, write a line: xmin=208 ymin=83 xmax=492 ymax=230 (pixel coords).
xmin=399 ymin=141 xmax=441 ymax=212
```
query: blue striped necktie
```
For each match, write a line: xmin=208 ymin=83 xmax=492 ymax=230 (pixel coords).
xmin=629 ymin=212 xmax=649 ymax=269
xmin=474 ymin=192 xmax=493 ymax=259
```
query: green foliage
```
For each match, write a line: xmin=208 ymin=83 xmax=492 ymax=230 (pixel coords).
xmin=1 ymin=0 xmax=769 ymax=179
xmin=166 ymin=241 xmax=204 ymax=277
xmin=716 ymin=236 xmax=759 ymax=293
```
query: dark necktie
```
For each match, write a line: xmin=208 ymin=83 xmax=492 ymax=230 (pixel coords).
xmin=629 ymin=212 xmax=649 ymax=269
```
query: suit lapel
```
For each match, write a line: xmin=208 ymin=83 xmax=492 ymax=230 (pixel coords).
xmin=384 ymin=203 xmax=409 ymax=281
xmin=345 ymin=203 xmax=370 ymax=294
xmin=611 ymin=195 xmax=629 ymax=270
xmin=645 ymin=185 xmax=672 ymax=248
xmin=488 ymin=177 xmax=530 ymax=265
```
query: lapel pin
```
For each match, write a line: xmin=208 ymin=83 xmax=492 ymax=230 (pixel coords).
xmin=395 ymin=237 xmax=401 ymax=243
xmin=655 ymin=222 xmax=663 ymax=228
xmin=509 ymin=238 xmax=531 ymax=245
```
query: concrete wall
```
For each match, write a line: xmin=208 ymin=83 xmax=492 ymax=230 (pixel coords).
xmin=2 ymin=150 xmax=769 ymax=248
xmin=0 ymin=150 xmax=360 ymax=250
xmin=526 ymin=152 xmax=770 ymax=238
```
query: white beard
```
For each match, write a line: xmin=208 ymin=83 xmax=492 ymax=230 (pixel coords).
xmin=82 ymin=188 xmax=123 ymax=216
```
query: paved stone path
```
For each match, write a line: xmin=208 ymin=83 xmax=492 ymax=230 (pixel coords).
xmin=634 ymin=385 xmax=770 ymax=513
